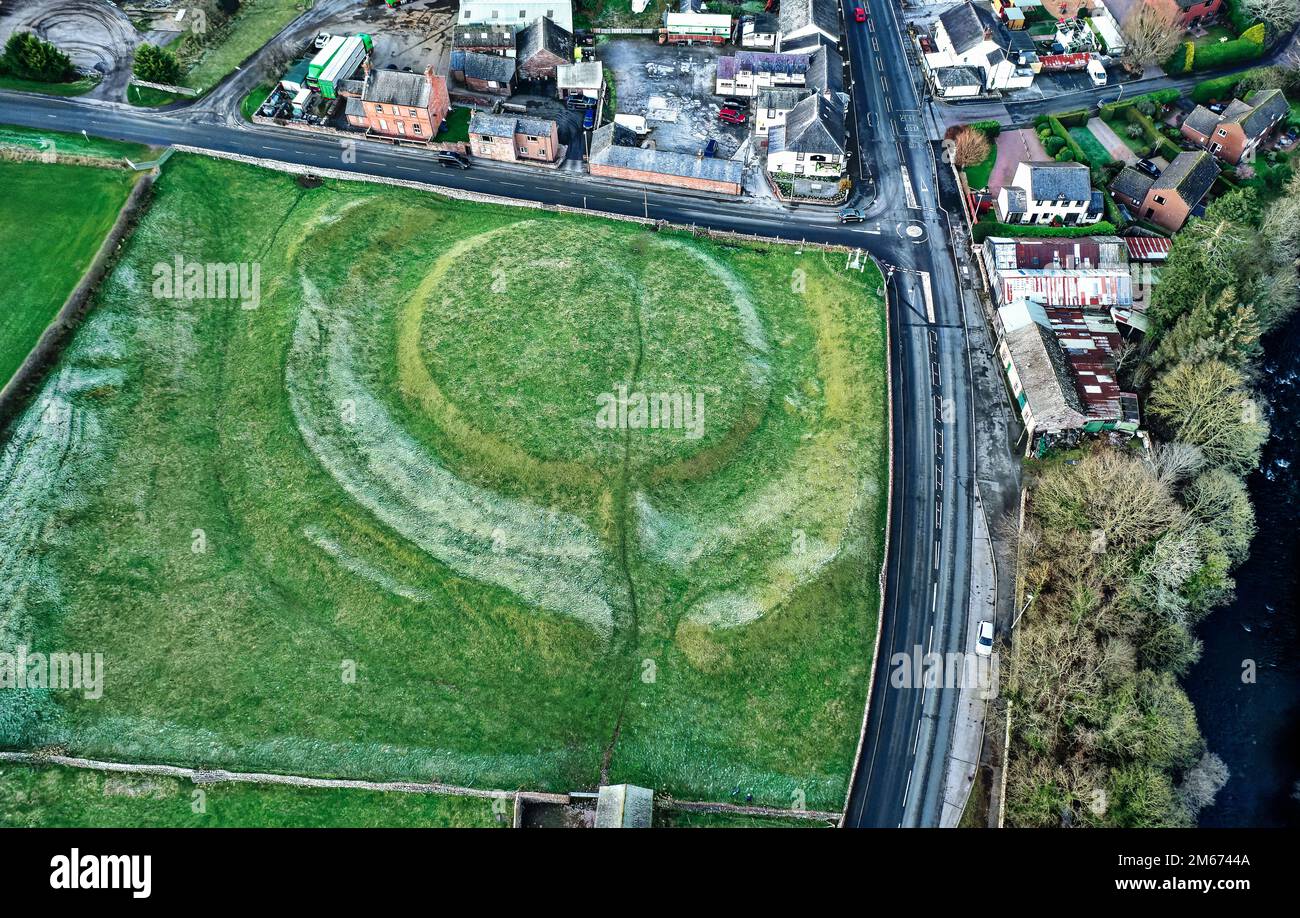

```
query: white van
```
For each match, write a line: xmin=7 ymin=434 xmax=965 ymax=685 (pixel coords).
xmin=1087 ymin=58 xmax=1108 ymax=87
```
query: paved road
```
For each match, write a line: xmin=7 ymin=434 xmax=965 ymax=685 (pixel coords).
xmin=0 ymin=4 xmax=978 ymax=826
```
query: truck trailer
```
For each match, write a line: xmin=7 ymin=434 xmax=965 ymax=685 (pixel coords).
xmin=316 ymin=35 xmax=372 ymax=99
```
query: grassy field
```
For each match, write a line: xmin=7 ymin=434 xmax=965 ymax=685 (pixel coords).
xmin=240 ymin=83 xmax=274 ymax=121
xmin=181 ymin=0 xmax=306 ymax=93
xmin=0 ymin=161 xmax=139 ymax=387
xmin=0 ymin=154 xmax=886 ymax=811
xmin=0 ymin=123 xmax=153 ymax=162
xmin=0 ymin=75 xmax=98 ymax=97
xmin=126 ymin=84 xmax=188 ymax=108
xmin=0 ymin=764 xmax=503 ymax=828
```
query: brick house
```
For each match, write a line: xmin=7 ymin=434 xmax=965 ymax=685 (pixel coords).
xmin=353 ymin=66 xmax=451 ymax=141
xmin=588 ymin=123 xmax=743 ymax=195
xmin=1181 ymin=89 xmax=1290 ymax=165
xmin=451 ymin=49 xmax=518 ymax=96
xmin=515 ymin=16 xmax=574 ymax=82
xmin=1110 ymin=150 xmax=1218 ymax=233
xmin=1173 ymin=0 xmax=1222 ymax=29
xmin=468 ymin=111 xmax=561 ymax=163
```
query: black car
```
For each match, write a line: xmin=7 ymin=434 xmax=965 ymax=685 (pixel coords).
xmin=434 ymin=151 xmax=470 ymax=169
xmin=722 ymin=96 xmax=749 ymax=111
xmin=1135 ymin=159 xmax=1160 ymax=178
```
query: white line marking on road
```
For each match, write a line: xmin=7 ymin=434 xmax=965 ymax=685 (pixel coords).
xmin=926 ymin=624 xmax=934 ymax=655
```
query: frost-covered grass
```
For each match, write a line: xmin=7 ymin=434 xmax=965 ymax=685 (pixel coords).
xmin=0 ymin=764 xmax=504 ymax=828
xmin=0 ymin=161 xmax=138 ymax=387
xmin=0 ymin=155 xmax=886 ymax=810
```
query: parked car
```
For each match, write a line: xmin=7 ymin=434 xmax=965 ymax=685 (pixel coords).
xmin=975 ymin=620 xmax=994 ymax=657
xmin=854 ymin=5 xmax=867 ymax=22
xmin=565 ymin=95 xmax=596 ymax=110
xmin=722 ymin=96 xmax=749 ymax=110
xmin=703 ymin=139 xmax=719 ymax=158
xmin=582 ymin=106 xmax=596 ymax=129
xmin=719 ymin=107 xmax=746 ymax=125
xmin=313 ymin=32 xmax=332 ymax=50
xmin=434 ymin=151 xmax=470 ymax=169
xmin=839 ymin=207 xmax=866 ymax=223
xmin=1135 ymin=158 xmax=1160 ymax=178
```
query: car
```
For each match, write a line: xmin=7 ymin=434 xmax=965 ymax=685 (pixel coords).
xmin=703 ymin=139 xmax=719 ymax=158
xmin=838 ymin=207 xmax=866 ymax=223
xmin=975 ymin=620 xmax=994 ymax=657
xmin=722 ymin=96 xmax=749 ymax=110
xmin=1135 ymin=158 xmax=1160 ymax=178
xmin=854 ymin=5 xmax=867 ymax=22
xmin=565 ymin=95 xmax=596 ymax=110
xmin=582 ymin=106 xmax=596 ymax=129
xmin=434 ymin=151 xmax=470 ymax=169
xmin=313 ymin=32 xmax=332 ymax=50
xmin=718 ymin=107 xmax=746 ymax=125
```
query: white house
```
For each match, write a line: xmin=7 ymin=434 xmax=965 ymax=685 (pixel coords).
xmin=457 ymin=0 xmax=573 ymax=34
xmin=777 ymin=0 xmax=840 ymax=50
xmin=753 ymin=87 xmax=811 ymax=145
xmin=766 ymin=91 xmax=846 ymax=178
xmin=740 ymin=12 xmax=780 ymax=50
xmin=715 ymin=51 xmax=811 ymax=97
xmin=996 ymin=161 xmax=1102 ymax=225
xmin=925 ymin=1 xmax=1036 ymax=92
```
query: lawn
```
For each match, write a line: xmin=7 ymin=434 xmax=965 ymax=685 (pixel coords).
xmin=0 ymin=161 xmax=139 ymax=388
xmin=180 ymin=0 xmax=307 ymax=93
xmin=0 ymin=154 xmax=887 ymax=812
xmin=0 ymin=764 xmax=504 ymax=828
xmin=240 ymin=83 xmax=274 ymax=121
xmin=0 ymin=75 xmax=98 ymax=97
xmin=440 ymin=105 xmax=472 ymax=143
xmin=964 ymin=144 xmax=998 ymax=191
xmin=126 ymin=84 xmax=189 ymax=108
xmin=0 ymin=123 xmax=154 ymax=161
xmin=1102 ymin=116 xmax=1151 ymax=156
xmin=1068 ymin=126 xmax=1113 ymax=166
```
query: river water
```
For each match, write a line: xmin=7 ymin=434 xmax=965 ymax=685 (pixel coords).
xmin=1185 ymin=313 xmax=1300 ymax=828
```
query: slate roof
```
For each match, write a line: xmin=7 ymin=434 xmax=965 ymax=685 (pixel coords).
xmin=1237 ymin=89 xmax=1289 ymax=140
xmin=757 ymin=87 xmax=810 ymax=111
xmin=1111 ymin=165 xmax=1154 ymax=202
xmin=749 ymin=11 xmax=780 ymax=33
xmin=590 ymin=122 xmax=744 ymax=186
xmin=934 ymin=65 xmax=983 ymax=89
xmin=1151 ymin=150 xmax=1217 ymax=205
xmin=939 ymin=1 xmax=998 ymax=55
xmin=469 ymin=110 xmax=555 ymax=138
xmin=453 ymin=24 xmax=516 ymax=51
xmin=718 ymin=50 xmax=811 ymax=80
xmin=1183 ymin=104 xmax=1220 ymax=136
xmin=516 ymin=16 xmax=574 ymax=62
xmin=453 ymin=49 xmax=517 ymax=83
xmin=1001 ymin=187 xmax=1028 ymax=214
xmin=361 ymin=68 xmax=431 ymax=108
xmin=805 ymin=44 xmax=844 ymax=96
xmin=1020 ymin=161 xmax=1092 ymax=202
xmin=779 ymin=0 xmax=840 ymax=41
xmin=778 ymin=91 xmax=845 ymax=155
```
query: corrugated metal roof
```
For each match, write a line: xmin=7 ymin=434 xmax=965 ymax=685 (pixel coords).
xmin=1122 ymin=235 xmax=1171 ymax=261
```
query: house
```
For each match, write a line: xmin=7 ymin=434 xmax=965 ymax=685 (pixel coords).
xmin=588 ymin=122 xmax=743 ymax=195
xmin=981 ymin=235 xmax=1133 ymax=307
xmin=1172 ymin=0 xmax=1223 ymax=29
xmin=754 ymin=87 xmax=811 ymax=144
xmin=515 ymin=16 xmax=573 ymax=82
xmin=469 ymin=111 xmax=562 ymax=164
xmin=354 ymin=66 xmax=451 ymax=141
xmin=556 ymin=61 xmax=603 ymax=103
xmin=996 ymin=298 xmax=1140 ymax=449
xmin=801 ymin=40 xmax=845 ymax=98
xmin=716 ymin=51 xmax=811 ymax=97
xmin=1181 ymin=89 xmax=1290 ymax=165
xmin=777 ymin=0 xmax=840 ymax=50
xmin=1110 ymin=150 xmax=1218 ymax=232
xmin=767 ymin=91 xmax=846 ymax=179
xmin=594 ymin=784 xmax=653 ymax=828
xmin=930 ymin=65 xmax=983 ymax=98
xmin=740 ymin=12 xmax=780 ymax=50
xmin=457 ymin=0 xmax=573 ymax=34
xmin=450 ymin=49 xmax=517 ymax=96
xmin=453 ymin=23 xmax=518 ymax=56
xmin=995 ymin=161 xmax=1102 ymax=226
xmin=925 ymin=1 xmax=1037 ymax=92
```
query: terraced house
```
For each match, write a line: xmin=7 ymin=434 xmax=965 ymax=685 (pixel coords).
xmin=468 ymin=112 xmax=561 ymax=164
xmin=995 ymin=161 xmax=1102 ymax=226
xmin=1181 ymin=89 xmax=1290 ymax=165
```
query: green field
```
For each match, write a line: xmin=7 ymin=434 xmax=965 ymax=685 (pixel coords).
xmin=0 ymin=123 xmax=154 ymax=161
xmin=0 ymin=764 xmax=503 ymax=827
xmin=0 ymin=75 xmax=98 ymax=97
xmin=0 ymin=161 xmax=139 ymax=387
xmin=181 ymin=0 xmax=306 ymax=93
xmin=0 ymin=154 xmax=886 ymax=811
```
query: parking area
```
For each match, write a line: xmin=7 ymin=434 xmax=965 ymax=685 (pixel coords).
xmin=598 ymin=38 xmax=748 ymax=159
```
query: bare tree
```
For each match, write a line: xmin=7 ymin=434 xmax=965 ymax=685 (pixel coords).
xmin=952 ymin=125 xmax=991 ymax=168
xmin=1241 ymin=0 xmax=1300 ymax=32
xmin=1120 ymin=0 xmax=1183 ymax=74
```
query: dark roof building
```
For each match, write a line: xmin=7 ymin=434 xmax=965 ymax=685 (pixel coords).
xmin=1110 ymin=165 xmax=1154 ymax=205
xmin=452 ymin=49 xmax=518 ymax=85
xmin=1151 ymin=150 xmax=1218 ymax=204
xmin=779 ymin=91 xmax=846 ymax=156
xmin=778 ymin=0 xmax=841 ymax=46
xmin=515 ymin=16 xmax=574 ymax=81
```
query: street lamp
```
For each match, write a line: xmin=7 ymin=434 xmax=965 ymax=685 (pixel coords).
xmin=1012 ymin=592 xmax=1036 ymax=630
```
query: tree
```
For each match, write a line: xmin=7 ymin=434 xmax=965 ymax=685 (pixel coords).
xmin=133 ymin=43 xmax=182 ymax=85
xmin=1240 ymin=0 xmax=1300 ymax=32
xmin=1120 ymin=0 xmax=1183 ymax=74
xmin=1149 ymin=287 xmax=1261 ymax=372
xmin=1183 ymin=468 xmax=1256 ymax=566
xmin=0 ymin=31 xmax=74 ymax=83
xmin=1146 ymin=360 xmax=1269 ymax=474
xmin=952 ymin=125 xmax=990 ymax=168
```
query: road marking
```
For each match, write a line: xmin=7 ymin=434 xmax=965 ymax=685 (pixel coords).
xmin=933 ymin=583 xmax=938 ymax=612
xmin=899 ymin=165 xmax=918 ymax=210
xmin=917 ymin=270 xmax=935 ymax=323
xmin=927 ymin=624 xmax=934 ymax=655
xmin=872 ymin=36 xmax=879 ymax=52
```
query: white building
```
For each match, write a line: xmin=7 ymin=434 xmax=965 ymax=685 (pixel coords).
xmin=740 ymin=13 xmax=780 ymax=50
xmin=925 ymin=1 xmax=1036 ymax=92
xmin=457 ymin=0 xmax=573 ymax=34
xmin=766 ymin=92 xmax=846 ymax=179
xmin=777 ymin=0 xmax=840 ymax=50
xmin=996 ymin=161 xmax=1102 ymax=226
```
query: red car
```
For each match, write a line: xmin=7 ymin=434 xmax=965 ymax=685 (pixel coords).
xmin=854 ymin=5 xmax=867 ymax=21
xmin=718 ymin=107 xmax=747 ymax=125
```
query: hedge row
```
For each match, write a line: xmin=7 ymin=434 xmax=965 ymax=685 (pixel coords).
xmin=1125 ymin=106 xmax=1181 ymax=161
xmin=1192 ymin=36 xmax=1265 ymax=72
xmin=1191 ymin=67 xmax=1272 ymax=103
xmin=969 ymin=119 xmax=1002 ymax=138
xmin=972 ymin=220 xmax=1117 ymax=244
xmin=1098 ymin=89 xmax=1180 ymax=120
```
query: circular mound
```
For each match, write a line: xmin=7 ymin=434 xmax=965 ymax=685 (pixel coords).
xmin=398 ymin=221 xmax=770 ymax=481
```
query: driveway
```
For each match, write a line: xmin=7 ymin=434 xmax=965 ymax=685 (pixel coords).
xmin=1087 ymin=116 xmax=1137 ymax=164
xmin=988 ymin=128 xmax=1048 ymax=194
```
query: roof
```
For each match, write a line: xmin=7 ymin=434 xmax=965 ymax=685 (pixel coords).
xmin=556 ymin=60 xmax=602 ymax=89
xmin=934 ymin=65 xmax=983 ymax=88
xmin=361 ymin=68 xmax=431 ymax=108
xmin=939 ymin=1 xmax=999 ymax=55
xmin=1122 ymin=235 xmax=1171 ymax=261
xmin=756 ymin=87 xmax=810 ymax=111
xmin=1000 ymin=300 xmax=1086 ymax=430
xmin=1017 ymin=161 xmax=1092 ymax=202
xmin=516 ymin=16 xmax=573 ymax=62
xmin=779 ymin=91 xmax=846 ymax=155
xmin=1183 ymin=104 xmax=1220 ymax=137
xmin=452 ymin=49 xmax=517 ymax=83
xmin=747 ymin=11 xmax=780 ymax=32
xmin=1001 ymin=187 xmax=1028 ymax=214
xmin=590 ymin=122 xmax=744 ymax=186
xmin=718 ymin=50 xmax=810 ymax=80
xmin=1151 ymin=150 xmax=1217 ymax=205
xmin=1111 ymin=165 xmax=1154 ymax=202
xmin=343 ymin=95 xmax=365 ymax=118
xmin=805 ymin=44 xmax=844 ymax=96
xmin=1238 ymin=89 xmax=1289 ymax=140
xmin=453 ymin=23 xmax=516 ymax=50
xmin=984 ymin=235 xmax=1129 ymax=269
xmin=779 ymin=0 xmax=840 ymax=41
xmin=594 ymin=784 xmax=653 ymax=828
xmin=469 ymin=110 xmax=556 ymax=138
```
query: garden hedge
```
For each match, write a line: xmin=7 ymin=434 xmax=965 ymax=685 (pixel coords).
xmin=972 ymin=220 xmax=1117 ymax=244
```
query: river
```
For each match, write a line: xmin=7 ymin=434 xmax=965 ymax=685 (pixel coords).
xmin=1185 ymin=313 xmax=1300 ymax=828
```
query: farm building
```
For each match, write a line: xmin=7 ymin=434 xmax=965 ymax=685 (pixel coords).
xmin=516 ymin=16 xmax=574 ymax=82
xmin=557 ymin=61 xmax=603 ymax=103
xmin=457 ymin=0 xmax=573 ymax=34
xmin=451 ymin=49 xmax=518 ymax=96
xmin=588 ymin=123 xmax=743 ymax=195
xmin=981 ymin=235 xmax=1133 ymax=308
xmin=453 ymin=23 xmax=518 ymax=57
xmin=662 ymin=12 xmax=733 ymax=44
